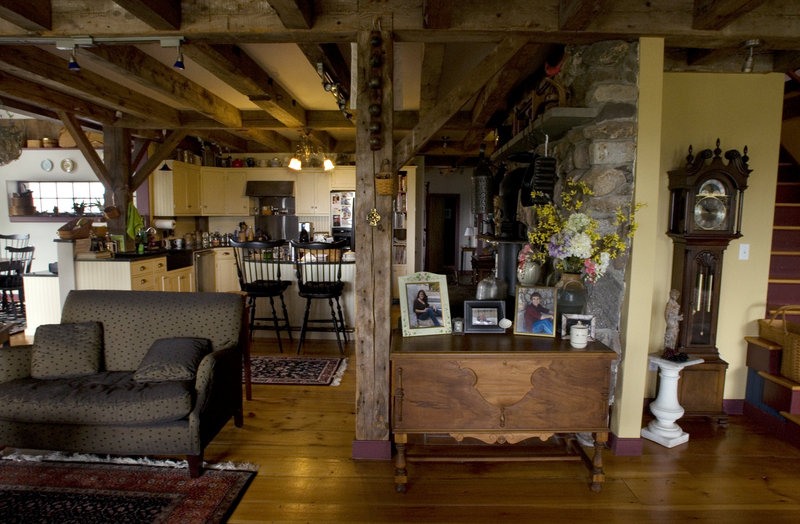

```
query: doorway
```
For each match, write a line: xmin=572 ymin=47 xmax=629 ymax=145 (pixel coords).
xmin=425 ymin=193 xmax=459 ymax=275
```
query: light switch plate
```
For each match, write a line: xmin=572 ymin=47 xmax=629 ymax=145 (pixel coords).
xmin=738 ymin=243 xmax=750 ymax=260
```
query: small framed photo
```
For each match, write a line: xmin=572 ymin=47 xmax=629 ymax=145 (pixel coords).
xmin=452 ymin=317 xmax=465 ymax=334
xmin=561 ymin=314 xmax=596 ymax=340
xmin=399 ymin=272 xmax=452 ymax=337
xmin=513 ymin=285 xmax=557 ymax=337
xmin=464 ymin=300 xmax=506 ymax=333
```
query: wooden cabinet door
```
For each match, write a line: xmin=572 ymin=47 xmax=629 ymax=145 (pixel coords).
xmin=152 ymin=169 xmax=174 ymax=216
xmin=224 ymin=171 xmax=250 ymax=215
xmin=201 ymin=167 xmax=227 ymax=215
xmin=173 ymin=162 xmax=201 ymax=215
xmin=330 ymin=166 xmax=355 ymax=190
xmin=214 ymin=248 xmax=239 ymax=292
xmin=296 ymin=170 xmax=330 ymax=215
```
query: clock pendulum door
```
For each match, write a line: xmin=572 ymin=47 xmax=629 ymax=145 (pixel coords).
xmin=666 ymin=140 xmax=750 ymax=425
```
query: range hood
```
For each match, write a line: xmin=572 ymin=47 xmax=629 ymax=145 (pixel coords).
xmin=245 ymin=180 xmax=294 ymax=197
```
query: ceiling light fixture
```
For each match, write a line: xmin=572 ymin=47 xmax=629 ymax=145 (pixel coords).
xmin=316 ymin=62 xmax=351 ymax=120
xmin=289 ymin=131 xmax=335 ymax=172
xmin=68 ymin=45 xmax=80 ymax=71
xmin=173 ymin=43 xmax=185 ymax=70
xmin=742 ymin=38 xmax=761 ymax=73
xmin=160 ymin=37 xmax=186 ymax=70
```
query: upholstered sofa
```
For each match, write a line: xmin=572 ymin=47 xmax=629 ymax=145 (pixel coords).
xmin=0 ymin=289 xmax=245 ymax=477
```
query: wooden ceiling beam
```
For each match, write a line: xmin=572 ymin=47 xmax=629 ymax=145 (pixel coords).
xmin=393 ymin=35 xmax=529 ymax=172
xmin=113 ymin=0 xmax=181 ymax=30
xmin=463 ymin=43 xmax=550 ymax=150
xmin=772 ymin=51 xmax=800 ymax=73
xmin=234 ymin=129 xmax=292 ymax=151
xmin=183 ymin=42 xmax=306 ymax=128
xmin=270 ymin=0 xmax=314 ymax=29
xmin=0 ymin=46 xmax=182 ymax=127
xmin=558 ymin=0 xmax=613 ymax=31
xmin=0 ymin=1 xmax=51 ymax=31
xmin=297 ymin=42 xmax=351 ymax=99
xmin=58 ymin=110 xmax=112 ymax=188
xmin=131 ymin=129 xmax=189 ymax=190
xmin=423 ymin=1 xmax=452 ymax=29
xmin=692 ymin=0 xmax=768 ymax=31
xmin=419 ymin=43 xmax=445 ymax=118
xmin=194 ymin=130 xmax=250 ymax=152
xmin=81 ymin=45 xmax=242 ymax=129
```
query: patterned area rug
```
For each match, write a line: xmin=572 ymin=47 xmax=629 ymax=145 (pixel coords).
xmin=247 ymin=355 xmax=346 ymax=386
xmin=0 ymin=460 xmax=254 ymax=523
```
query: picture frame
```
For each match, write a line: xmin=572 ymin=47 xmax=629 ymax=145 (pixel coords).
xmin=561 ymin=314 xmax=596 ymax=340
xmin=399 ymin=272 xmax=452 ymax=337
xmin=463 ymin=300 xmax=506 ymax=333
xmin=513 ymin=285 xmax=557 ymax=337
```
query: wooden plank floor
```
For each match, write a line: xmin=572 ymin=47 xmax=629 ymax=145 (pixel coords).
xmin=205 ymin=338 xmax=800 ymax=523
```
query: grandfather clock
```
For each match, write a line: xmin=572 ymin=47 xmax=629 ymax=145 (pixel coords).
xmin=667 ymin=140 xmax=750 ymax=425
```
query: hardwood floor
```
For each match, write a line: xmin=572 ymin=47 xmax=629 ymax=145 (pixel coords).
xmin=205 ymin=337 xmax=800 ymax=523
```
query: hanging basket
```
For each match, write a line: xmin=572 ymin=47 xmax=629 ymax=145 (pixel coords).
xmin=375 ymin=177 xmax=393 ymax=195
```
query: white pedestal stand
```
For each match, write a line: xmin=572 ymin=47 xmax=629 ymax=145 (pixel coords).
xmin=641 ymin=355 xmax=703 ymax=448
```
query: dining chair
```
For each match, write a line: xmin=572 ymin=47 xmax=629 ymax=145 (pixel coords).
xmin=0 ymin=233 xmax=30 ymax=253
xmin=1 ymin=245 xmax=35 ymax=319
xmin=230 ymin=239 xmax=293 ymax=353
xmin=290 ymin=240 xmax=348 ymax=355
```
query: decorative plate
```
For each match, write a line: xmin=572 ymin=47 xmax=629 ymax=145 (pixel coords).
xmin=61 ymin=158 xmax=75 ymax=172
xmin=40 ymin=158 xmax=53 ymax=172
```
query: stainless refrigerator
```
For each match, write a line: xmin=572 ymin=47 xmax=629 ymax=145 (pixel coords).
xmin=330 ymin=190 xmax=355 ymax=250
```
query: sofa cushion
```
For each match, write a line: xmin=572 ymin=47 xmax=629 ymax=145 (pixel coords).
xmin=31 ymin=322 xmax=103 ymax=379
xmin=134 ymin=337 xmax=212 ymax=382
xmin=0 ymin=372 xmax=194 ymax=425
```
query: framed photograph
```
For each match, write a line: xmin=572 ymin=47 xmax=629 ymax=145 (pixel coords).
xmin=399 ymin=272 xmax=452 ymax=336
xmin=561 ymin=314 xmax=596 ymax=340
xmin=464 ymin=300 xmax=506 ymax=333
xmin=513 ymin=285 xmax=557 ymax=337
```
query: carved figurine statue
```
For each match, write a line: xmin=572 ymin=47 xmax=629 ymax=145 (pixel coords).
xmin=662 ymin=289 xmax=688 ymax=362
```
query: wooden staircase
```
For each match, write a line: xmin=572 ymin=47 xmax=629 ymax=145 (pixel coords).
xmin=767 ymin=148 xmax=800 ymax=321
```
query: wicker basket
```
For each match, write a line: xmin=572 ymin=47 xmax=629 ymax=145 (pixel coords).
xmin=758 ymin=305 xmax=800 ymax=346
xmin=375 ymin=177 xmax=393 ymax=195
xmin=781 ymin=331 xmax=800 ymax=383
xmin=57 ymin=218 xmax=94 ymax=239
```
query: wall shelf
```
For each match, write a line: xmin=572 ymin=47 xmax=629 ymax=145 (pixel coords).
xmin=490 ymin=106 xmax=600 ymax=163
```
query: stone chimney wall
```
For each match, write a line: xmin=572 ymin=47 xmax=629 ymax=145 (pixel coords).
xmin=530 ymin=40 xmax=640 ymax=354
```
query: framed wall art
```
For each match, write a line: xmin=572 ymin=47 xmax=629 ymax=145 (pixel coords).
xmin=463 ymin=300 xmax=506 ymax=333
xmin=398 ymin=272 xmax=452 ymax=336
xmin=513 ymin=285 xmax=557 ymax=337
xmin=561 ymin=314 xmax=596 ymax=340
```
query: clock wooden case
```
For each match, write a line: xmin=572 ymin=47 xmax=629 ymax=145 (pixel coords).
xmin=667 ymin=140 xmax=750 ymax=424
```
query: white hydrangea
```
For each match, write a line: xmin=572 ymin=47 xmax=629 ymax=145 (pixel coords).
xmin=596 ymin=251 xmax=611 ymax=276
xmin=565 ymin=212 xmax=591 ymax=234
xmin=568 ymin=232 xmax=593 ymax=259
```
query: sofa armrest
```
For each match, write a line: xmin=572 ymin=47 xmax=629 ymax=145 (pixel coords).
xmin=192 ymin=347 xmax=243 ymax=444
xmin=0 ymin=345 xmax=32 ymax=383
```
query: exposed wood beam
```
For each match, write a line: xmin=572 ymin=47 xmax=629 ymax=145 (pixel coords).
xmin=131 ymin=138 xmax=151 ymax=171
xmin=0 ymin=1 xmax=51 ymax=31
xmin=0 ymin=71 xmax=123 ymax=127
xmin=182 ymin=43 xmax=305 ymax=128
xmin=423 ymin=0 xmax=452 ymax=29
xmin=58 ymin=111 xmax=112 ymax=188
xmin=692 ymin=0 xmax=768 ymax=30
xmin=131 ymin=130 xmax=189 ymax=191
xmin=193 ymin=130 xmax=249 ymax=152
xmin=0 ymin=46 xmax=182 ymax=127
xmin=463 ymin=43 xmax=550 ymax=150
xmin=270 ymin=0 xmax=314 ymax=29
xmin=558 ymin=0 xmax=612 ymax=31
xmin=773 ymin=51 xmax=800 ymax=74
xmin=419 ymin=43 xmax=445 ymax=118
xmin=394 ymin=35 xmax=529 ymax=172
xmin=81 ymin=45 xmax=242 ymax=129
xmin=233 ymin=129 xmax=292 ymax=151
xmin=113 ymin=0 xmax=181 ymax=30
xmin=685 ymin=47 xmax=740 ymax=66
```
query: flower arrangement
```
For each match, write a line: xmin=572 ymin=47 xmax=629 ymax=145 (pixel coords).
xmin=526 ymin=178 xmax=640 ymax=284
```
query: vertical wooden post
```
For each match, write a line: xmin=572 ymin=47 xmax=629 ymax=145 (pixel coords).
xmin=353 ymin=17 xmax=394 ymax=457
xmin=102 ymin=126 xmax=132 ymax=240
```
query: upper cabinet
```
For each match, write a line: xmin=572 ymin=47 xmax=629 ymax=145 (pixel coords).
xmin=200 ymin=168 xmax=250 ymax=216
xmin=295 ymin=169 xmax=331 ymax=215
xmin=152 ymin=161 xmax=201 ymax=217
xmin=330 ymin=166 xmax=356 ymax=190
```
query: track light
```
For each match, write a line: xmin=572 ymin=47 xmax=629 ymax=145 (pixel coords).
xmin=173 ymin=43 xmax=185 ymax=70
xmin=68 ymin=46 xmax=80 ymax=71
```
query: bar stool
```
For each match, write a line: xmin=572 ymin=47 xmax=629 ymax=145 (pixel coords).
xmin=290 ymin=240 xmax=348 ymax=355
xmin=230 ymin=239 xmax=292 ymax=352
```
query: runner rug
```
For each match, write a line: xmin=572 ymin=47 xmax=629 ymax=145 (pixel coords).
xmin=247 ymin=355 xmax=347 ymax=386
xmin=0 ymin=460 xmax=255 ymax=523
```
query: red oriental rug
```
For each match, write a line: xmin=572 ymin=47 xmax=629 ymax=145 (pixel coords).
xmin=0 ymin=460 xmax=254 ymax=523
xmin=247 ymin=355 xmax=346 ymax=385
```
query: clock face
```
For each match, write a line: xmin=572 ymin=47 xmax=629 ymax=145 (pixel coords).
xmin=693 ymin=178 xmax=728 ymax=230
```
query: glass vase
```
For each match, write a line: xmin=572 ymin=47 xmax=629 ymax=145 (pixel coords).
xmin=555 ymin=272 xmax=587 ymax=334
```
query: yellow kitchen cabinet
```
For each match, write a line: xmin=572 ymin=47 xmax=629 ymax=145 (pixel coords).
xmin=295 ymin=169 xmax=330 ymax=215
xmin=162 ymin=266 xmax=195 ymax=292
xmin=173 ymin=162 xmax=201 ymax=216
xmin=200 ymin=168 xmax=250 ymax=216
xmin=75 ymin=257 xmax=166 ymax=291
xmin=330 ymin=166 xmax=355 ymax=190
xmin=214 ymin=247 xmax=240 ymax=292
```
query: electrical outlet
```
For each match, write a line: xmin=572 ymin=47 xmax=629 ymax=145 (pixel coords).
xmin=738 ymin=243 xmax=750 ymax=260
